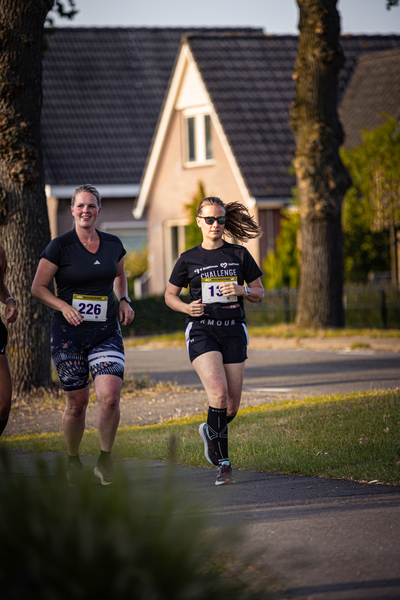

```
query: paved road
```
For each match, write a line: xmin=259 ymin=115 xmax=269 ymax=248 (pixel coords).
xmin=125 ymin=347 xmax=400 ymax=398
xmin=4 ymin=347 xmax=400 ymax=599
xmin=3 ymin=451 xmax=400 ymax=600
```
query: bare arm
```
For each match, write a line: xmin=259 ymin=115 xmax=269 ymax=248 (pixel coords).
xmin=113 ymin=258 xmax=135 ymax=326
xmin=31 ymin=258 xmax=83 ymax=326
xmin=165 ymin=282 xmax=206 ymax=318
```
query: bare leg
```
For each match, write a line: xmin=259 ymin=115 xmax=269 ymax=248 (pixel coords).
xmin=193 ymin=352 xmax=245 ymax=467
xmin=94 ymin=374 xmax=122 ymax=452
xmin=224 ymin=362 xmax=245 ymax=418
xmin=0 ymin=355 xmax=12 ymax=434
xmin=192 ymin=351 xmax=245 ymax=412
xmin=62 ymin=387 xmax=90 ymax=455
xmin=192 ymin=351 xmax=229 ymax=408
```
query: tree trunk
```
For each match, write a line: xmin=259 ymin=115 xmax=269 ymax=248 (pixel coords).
xmin=290 ymin=0 xmax=351 ymax=328
xmin=0 ymin=0 xmax=54 ymax=397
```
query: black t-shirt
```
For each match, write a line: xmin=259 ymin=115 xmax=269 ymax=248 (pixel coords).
xmin=40 ymin=229 xmax=126 ymax=326
xmin=169 ymin=241 xmax=263 ymax=323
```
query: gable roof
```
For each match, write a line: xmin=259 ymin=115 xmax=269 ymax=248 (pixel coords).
xmin=135 ymin=33 xmax=400 ymax=213
xmin=41 ymin=30 xmax=400 ymax=197
xmin=41 ymin=27 xmax=262 ymax=189
xmin=338 ymin=48 xmax=400 ymax=148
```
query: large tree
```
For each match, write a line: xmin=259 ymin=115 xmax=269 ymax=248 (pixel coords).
xmin=290 ymin=0 xmax=351 ymax=327
xmin=0 ymin=1 xmax=76 ymax=397
xmin=0 ymin=0 xmax=54 ymax=396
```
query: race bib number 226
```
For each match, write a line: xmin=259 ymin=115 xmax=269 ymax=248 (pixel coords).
xmin=72 ymin=294 xmax=108 ymax=322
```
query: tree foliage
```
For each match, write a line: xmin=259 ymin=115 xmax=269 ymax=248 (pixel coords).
xmin=45 ymin=0 xmax=78 ymax=27
xmin=340 ymin=115 xmax=400 ymax=284
xmin=124 ymin=248 xmax=148 ymax=290
xmin=262 ymin=205 xmax=300 ymax=290
xmin=185 ymin=182 xmax=205 ymax=251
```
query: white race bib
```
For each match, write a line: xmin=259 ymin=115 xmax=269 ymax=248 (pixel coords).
xmin=72 ymin=294 xmax=108 ymax=322
xmin=201 ymin=276 xmax=238 ymax=304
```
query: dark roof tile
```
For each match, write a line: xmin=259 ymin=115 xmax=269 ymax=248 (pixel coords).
xmin=338 ymin=47 xmax=400 ymax=148
xmin=42 ymin=27 xmax=261 ymax=186
xmin=42 ymin=29 xmax=400 ymax=198
xmin=188 ymin=34 xmax=400 ymax=198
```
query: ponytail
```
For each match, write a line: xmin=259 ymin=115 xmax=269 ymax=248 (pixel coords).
xmin=198 ymin=197 xmax=262 ymax=242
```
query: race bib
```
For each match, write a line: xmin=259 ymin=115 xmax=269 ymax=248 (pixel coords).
xmin=201 ymin=276 xmax=238 ymax=304
xmin=72 ymin=294 xmax=108 ymax=322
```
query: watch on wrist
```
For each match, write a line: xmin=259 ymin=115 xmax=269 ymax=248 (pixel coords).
xmin=244 ymin=286 xmax=250 ymax=296
xmin=119 ymin=296 xmax=131 ymax=304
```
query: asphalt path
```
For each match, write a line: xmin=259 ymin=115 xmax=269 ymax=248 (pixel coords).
xmin=3 ymin=451 xmax=400 ymax=600
xmin=125 ymin=347 xmax=400 ymax=398
xmin=4 ymin=347 xmax=400 ymax=599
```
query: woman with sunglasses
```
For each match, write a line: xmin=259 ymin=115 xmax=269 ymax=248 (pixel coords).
xmin=165 ymin=197 xmax=264 ymax=485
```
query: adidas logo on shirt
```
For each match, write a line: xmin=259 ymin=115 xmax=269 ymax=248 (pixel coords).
xmin=94 ymin=260 xmax=100 ymax=265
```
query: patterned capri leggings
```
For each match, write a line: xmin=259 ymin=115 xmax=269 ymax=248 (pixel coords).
xmin=51 ymin=320 xmax=125 ymax=392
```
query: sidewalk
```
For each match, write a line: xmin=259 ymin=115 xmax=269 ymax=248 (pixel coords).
xmin=2 ymin=449 xmax=400 ymax=600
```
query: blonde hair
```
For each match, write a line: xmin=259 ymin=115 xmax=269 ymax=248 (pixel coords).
xmin=71 ymin=184 xmax=101 ymax=208
xmin=198 ymin=197 xmax=262 ymax=242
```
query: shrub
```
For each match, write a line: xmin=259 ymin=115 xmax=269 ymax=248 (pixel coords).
xmin=0 ymin=449 xmax=274 ymax=599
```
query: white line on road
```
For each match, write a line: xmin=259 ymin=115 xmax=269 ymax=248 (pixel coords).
xmin=243 ymin=387 xmax=293 ymax=392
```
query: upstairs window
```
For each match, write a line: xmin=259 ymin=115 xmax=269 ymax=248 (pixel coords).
xmin=183 ymin=111 xmax=214 ymax=166
xmin=205 ymin=114 xmax=212 ymax=160
xmin=187 ymin=117 xmax=196 ymax=162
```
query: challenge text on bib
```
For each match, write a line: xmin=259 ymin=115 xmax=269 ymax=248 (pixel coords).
xmin=72 ymin=294 xmax=108 ymax=322
xmin=201 ymin=276 xmax=238 ymax=304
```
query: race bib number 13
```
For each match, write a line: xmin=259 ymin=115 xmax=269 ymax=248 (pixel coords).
xmin=72 ymin=294 xmax=108 ymax=322
xmin=201 ymin=276 xmax=238 ymax=304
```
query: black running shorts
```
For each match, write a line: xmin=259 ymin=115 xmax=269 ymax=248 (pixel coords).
xmin=0 ymin=320 xmax=7 ymax=355
xmin=185 ymin=319 xmax=249 ymax=364
xmin=51 ymin=321 xmax=125 ymax=392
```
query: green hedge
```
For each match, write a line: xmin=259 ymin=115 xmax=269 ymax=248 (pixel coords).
xmin=121 ymin=295 xmax=188 ymax=336
xmin=121 ymin=287 xmax=399 ymax=335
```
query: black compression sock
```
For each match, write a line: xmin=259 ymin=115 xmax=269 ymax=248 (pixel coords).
xmin=207 ymin=407 xmax=229 ymax=463
xmin=227 ymin=412 xmax=237 ymax=424
xmin=99 ymin=450 xmax=112 ymax=464
xmin=0 ymin=418 xmax=8 ymax=436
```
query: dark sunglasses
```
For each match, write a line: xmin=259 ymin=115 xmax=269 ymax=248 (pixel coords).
xmin=198 ymin=216 xmax=226 ymax=225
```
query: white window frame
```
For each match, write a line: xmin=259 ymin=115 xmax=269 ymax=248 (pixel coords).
xmin=182 ymin=107 xmax=215 ymax=168
xmin=100 ymin=221 xmax=148 ymax=252
xmin=164 ymin=218 xmax=189 ymax=288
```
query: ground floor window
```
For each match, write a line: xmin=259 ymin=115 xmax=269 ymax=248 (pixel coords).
xmin=100 ymin=222 xmax=147 ymax=253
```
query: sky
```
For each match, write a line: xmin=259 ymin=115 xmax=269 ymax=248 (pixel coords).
xmin=52 ymin=0 xmax=400 ymax=35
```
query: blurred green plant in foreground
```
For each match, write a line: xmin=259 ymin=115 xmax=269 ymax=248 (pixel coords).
xmin=0 ymin=448 xmax=278 ymax=600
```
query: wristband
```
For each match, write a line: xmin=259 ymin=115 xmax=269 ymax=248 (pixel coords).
xmin=5 ymin=296 xmax=16 ymax=306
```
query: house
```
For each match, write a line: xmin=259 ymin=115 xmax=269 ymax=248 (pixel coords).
xmin=338 ymin=47 xmax=400 ymax=149
xmin=41 ymin=29 xmax=400 ymax=295
xmin=41 ymin=27 xmax=262 ymax=252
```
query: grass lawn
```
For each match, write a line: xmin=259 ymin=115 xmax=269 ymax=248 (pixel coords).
xmin=3 ymin=389 xmax=400 ymax=486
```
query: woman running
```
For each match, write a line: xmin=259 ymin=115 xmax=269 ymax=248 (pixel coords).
xmin=0 ymin=245 xmax=18 ymax=437
xmin=32 ymin=184 xmax=134 ymax=485
xmin=165 ymin=197 xmax=264 ymax=485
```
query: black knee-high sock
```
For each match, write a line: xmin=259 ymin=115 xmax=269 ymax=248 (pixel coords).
xmin=227 ymin=412 xmax=237 ymax=424
xmin=207 ymin=407 xmax=229 ymax=464
xmin=0 ymin=418 xmax=8 ymax=436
